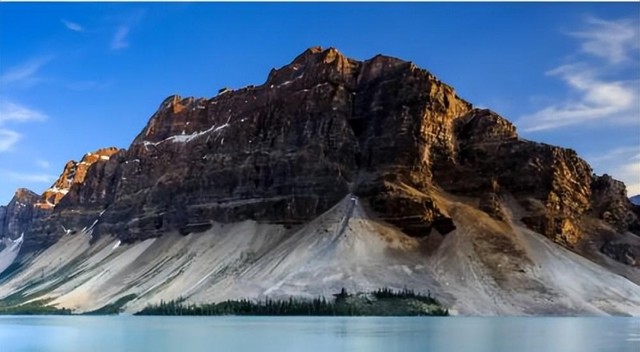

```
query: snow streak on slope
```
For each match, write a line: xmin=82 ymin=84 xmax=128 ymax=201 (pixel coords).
xmin=0 ymin=195 xmax=639 ymax=315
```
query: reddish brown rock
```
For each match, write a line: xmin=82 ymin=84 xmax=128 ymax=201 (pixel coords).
xmin=36 ymin=147 xmax=119 ymax=210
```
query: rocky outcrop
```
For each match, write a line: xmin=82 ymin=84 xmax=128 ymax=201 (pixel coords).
xmin=438 ymin=108 xmax=593 ymax=246
xmin=36 ymin=147 xmax=119 ymax=210
xmin=478 ymin=181 xmax=506 ymax=221
xmin=591 ymin=174 xmax=640 ymax=234
xmin=0 ymin=189 xmax=41 ymax=240
xmin=3 ymin=47 xmax=638 ymax=270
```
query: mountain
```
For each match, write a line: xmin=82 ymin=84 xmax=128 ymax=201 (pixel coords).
xmin=631 ymin=195 xmax=640 ymax=206
xmin=0 ymin=47 xmax=639 ymax=315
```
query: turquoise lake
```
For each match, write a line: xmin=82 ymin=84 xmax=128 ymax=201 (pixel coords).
xmin=0 ymin=316 xmax=638 ymax=352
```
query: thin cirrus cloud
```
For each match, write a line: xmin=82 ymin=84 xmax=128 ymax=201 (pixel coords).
xmin=0 ymin=100 xmax=48 ymax=152
xmin=109 ymin=9 xmax=145 ymax=51
xmin=0 ymin=100 xmax=48 ymax=125
xmin=570 ymin=16 xmax=640 ymax=64
xmin=61 ymin=19 xmax=84 ymax=32
xmin=517 ymin=64 xmax=638 ymax=132
xmin=0 ymin=129 xmax=21 ymax=153
xmin=0 ymin=56 xmax=53 ymax=86
xmin=110 ymin=25 xmax=130 ymax=50
xmin=517 ymin=16 xmax=640 ymax=133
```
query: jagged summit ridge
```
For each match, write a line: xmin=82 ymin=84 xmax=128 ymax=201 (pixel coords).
xmin=36 ymin=147 xmax=120 ymax=210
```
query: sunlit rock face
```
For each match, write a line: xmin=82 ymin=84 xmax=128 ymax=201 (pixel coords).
xmin=36 ymin=147 xmax=120 ymax=210
xmin=3 ymin=47 xmax=639 ymax=270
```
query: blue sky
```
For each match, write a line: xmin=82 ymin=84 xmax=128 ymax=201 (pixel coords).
xmin=0 ymin=3 xmax=639 ymax=204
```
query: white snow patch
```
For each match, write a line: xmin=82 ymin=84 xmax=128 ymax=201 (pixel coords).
xmin=278 ymin=74 xmax=304 ymax=87
xmin=143 ymin=121 xmax=230 ymax=146
xmin=47 ymin=187 xmax=69 ymax=195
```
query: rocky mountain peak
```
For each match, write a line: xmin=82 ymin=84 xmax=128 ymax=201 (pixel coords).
xmin=265 ymin=46 xmax=360 ymax=90
xmin=13 ymin=188 xmax=39 ymax=201
xmin=0 ymin=188 xmax=40 ymax=240
xmin=36 ymin=147 xmax=119 ymax=210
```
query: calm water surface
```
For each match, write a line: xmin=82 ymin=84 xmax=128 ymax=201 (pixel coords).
xmin=0 ymin=316 xmax=638 ymax=352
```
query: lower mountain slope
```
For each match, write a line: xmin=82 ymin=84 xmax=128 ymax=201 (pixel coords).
xmin=0 ymin=194 xmax=638 ymax=315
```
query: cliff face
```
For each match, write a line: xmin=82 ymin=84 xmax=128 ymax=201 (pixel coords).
xmin=0 ymin=148 xmax=119 ymax=252
xmin=3 ymin=47 xmax=639 ymax=269
xmin=56 ymin=47 xmax=473 ymax=244
xmin=36 ymin=148 xmax=119 ymax=210
xmin=442 ymin=109 xmax=594 ymax=246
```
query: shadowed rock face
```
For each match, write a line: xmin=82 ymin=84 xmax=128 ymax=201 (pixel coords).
xmin=3 ymin=47 xmax=639 ymax=268
xmin=591 ymin=174 xmax=639 ymax=234
xmin=0 ymin=189 xmax=41 ymax=240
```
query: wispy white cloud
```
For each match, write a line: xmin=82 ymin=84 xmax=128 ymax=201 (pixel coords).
xmin=36 ymin=159 xmax=50 ymax=169
xmin=0 ymin=129 xmax=21 ymax=152
xmin=0 ymin=56 xmax=52 ymax=153
xmin=61 ymin=19 xmax=84 ymax=32
xmin=0 ymin=56 xmax=53 ymax=86
xmin=111 ymin=25 xmax=130 ymax=50
xmin=518 ymin=16 xmax=640 ymax=132
xmin=588 ymin=146 xmax=640 ymax=163
xmin=0 ymin=100 xmax=48 ymax=153
xmin=4 ymin=172 xmax=57 ymax=184
xmin=569 ymin=16 xmax=640 ymax=64
xmin=587 ymin=145 xmax=640 ymax=196
xmin=518 ymin=64 xmax=639 ymax=132
xmin=0 ymin=100 xmax=48 ymax=125
xmin=109 ymin=9 xmax=145 ymax=51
